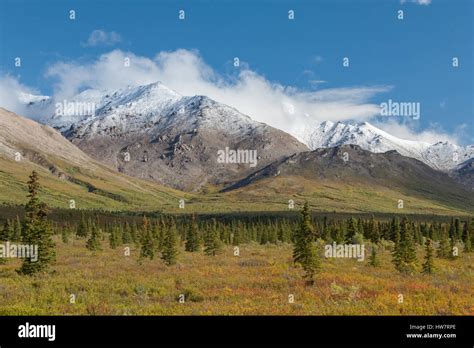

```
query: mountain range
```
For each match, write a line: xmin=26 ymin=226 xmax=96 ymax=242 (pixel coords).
xmin=45 ymin=82 xmax=308 ymax=191
xmin=1 ymin=81 xmax=472 ymax=215
xmin=300 ymin=120 xmax=474 ymax=172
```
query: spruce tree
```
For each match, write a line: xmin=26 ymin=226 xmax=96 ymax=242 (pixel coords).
xmin=12 ymin=216 xmax=22 ymax=241
xmin=463 ymin=225 xmax=472 ymax=253
xmin=422 ymin=238 xmax=434 ymax=274
xmin=448 ymin=218 xmax=455 ymax=241
xmin=437 ymin=226 xmax=451 ymax=258
xmin=454 ymin=218 xmax=461 ymax=241
xmin=109 ymin=226 xmax=121 ymax=249
xmin=390 ymin=217 xmax=400 ymax=242
xmin=396 ymin=219 xmax=418 ymax=273
xmin=61 ymin=224 xmax=71 ymax=244
xmin=76 ymin=213 xmax=88 ymax=238
xmin=368 ymin=245 xmax=380 ymax=267
xmin=204 ymin=219 xmax=222 ymax=256
xmin=161 ymin=223 xmax=179 ymax=265
xmin=391 ymin=222 xmax=402 ymax=270
xmin=122 ymin=222 xmax=133 ymax=244
xmin=155 ymin=219 xmax=166 ymax=251
xmin=369 ymin=217 xmax=380 ymax=243
xmin=0 ymin=219 xmax=9 ymax=265
xmin=462 ymin=221 xmax=472 ymax=253
xmin=86 ymin=223 xmax=102 ymax=251
xmin=293 ymin=202 xmax=320 ymax=285
xmin=0 ymin=219 xmax=12 ymax=241
xmin=18 ymin=171 xmax=56 ymax=275
xmin=345 ymin=217 xmax=358 ymax=243
xmin=139 ymin=217 xmax=155 ymax=261
xmin=185 ymin=214 xmax=200 ymax=252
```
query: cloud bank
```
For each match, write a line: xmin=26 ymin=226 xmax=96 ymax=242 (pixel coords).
xmin=0 ymin=49 xmax=463 ymax=145
xmin=43 ymin=49 xmax=391 ymax=138
xmin=0 ymin=75 xmax=51 ymax=120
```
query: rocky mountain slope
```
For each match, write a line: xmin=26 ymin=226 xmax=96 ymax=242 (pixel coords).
xmin=301 ymin=121 xmax=473 ymax=171
xmin=223 ymin=144 xmax=474 ymax=215
xmin=450 ymin=158 xmax=474 ymax=189
xmin=0 ymin=108 xmax=183 ymax=210
xmin=47 ymin=82 xmax=309 ymax=191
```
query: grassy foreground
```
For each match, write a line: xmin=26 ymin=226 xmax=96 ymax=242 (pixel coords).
xmin=0 ymin=238 xmax=472 ymax=315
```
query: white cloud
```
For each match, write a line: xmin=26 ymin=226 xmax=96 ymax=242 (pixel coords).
xmin=0 ymin=75 xmax=52 ymax=120
xmin=400 ymin=0 xmax=432 ymax=5
xmin=83 ymin=30 xmax=121 ymax=47
xmin=373 ymin=119 xmax=459 ymax=144
xmin=43 ymin=49 xmax=391 ymax=138
xmin=1 ymin=49 xmax=462 ymax=146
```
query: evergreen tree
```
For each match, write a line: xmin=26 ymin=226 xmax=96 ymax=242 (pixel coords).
xmin=161 ymin=223 xmax=179 ymax=265
xmin=12 ymin=216 xmax=22 ymax=241
xmin=185 ymin=214 xmax=200 ymax=252
xmin=345 ymin=217 xmax=358 ymax=243
xmin=155 ymin=219 xmax=166 ymax=251
xmin=422 ymin=238 xmax=434 ymax=274
xmin=0 ymin=219 xmax=9 ymax=264
xmin=0 ymin=219 xmax=12 ymax=241
xmin=293 ymin=202 xmax=320 ymax=285
xmin=139 ymin=217 xmax=155 ymax=261
xmin=204 ymin=219 xmax=222 ymax=256
xmin=396 ymin=219 xmax=418 ymax=273
xmin=76 ymin=213 xmax=88 ymax=238
xmin=86 ymin=223 xmax=102 ymax=251
xmin=109 ymin=225 xmax=121 ymax=249
xmin=454 ymin=218 xmax=461 ymax=241
xmin=368 ymin=217 xmax=380 ymax=243
xmin=390 ymin=217 xmax=400 ymax=242
xmin=122 ymin=222 xmax=133 ymax=244
xmin=391 ymin=222 xmax=402 ymax=270
xmin=302 ymin=241 xmax=320 ymax=285
xmin=61 ymin=224 xmax=71 ymax=244
xmin=448 ymin=218 xmax=456 ymax=241
xmin=437 ymin=225 xmax=451 ymax=258
xmin=462 ymin=221 xmax=472 ymax=253
xmin=130 ymin=222 xmax=139 ymax=244
xmin=330 ymin=224 xmax=344 ymax=244
xmin=18 ymin=171 xmax=56 ymax=275
xmin=368 ymin=245 xmax=380 ymax=267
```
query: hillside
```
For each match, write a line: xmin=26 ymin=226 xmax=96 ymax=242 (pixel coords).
xmin=0 ymin=108 xmax=186 ymax=211
xmin=221 ymin=145 xmax=474 ymax=215
xmin=48 ymin=82 xmax=308 ymax=191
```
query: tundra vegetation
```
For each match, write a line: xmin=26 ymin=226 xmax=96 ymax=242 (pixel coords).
xmin=0 ymin=172 xmax=473 ymax=315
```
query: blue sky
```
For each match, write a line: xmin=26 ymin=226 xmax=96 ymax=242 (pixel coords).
xmin=0 ymin=0 xmax=472 ymax=143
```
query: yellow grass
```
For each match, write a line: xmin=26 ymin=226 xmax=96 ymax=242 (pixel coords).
xmin=0 ymin=238 xmax=472 ymax=315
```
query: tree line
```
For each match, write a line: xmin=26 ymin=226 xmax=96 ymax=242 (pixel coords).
xmin=0 ymin=172 xmax=472 ymax=283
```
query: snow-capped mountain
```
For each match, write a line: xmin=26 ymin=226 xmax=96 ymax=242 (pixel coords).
xmin=29 ymin=82 xmax=473 ymax=174
xmin=43 ymin=82 xmax=308 ymax=191
xmin=53 ymin=82 xmax=266 ymax=139
xmin=302 ymin=120 xmax=473 ymax=171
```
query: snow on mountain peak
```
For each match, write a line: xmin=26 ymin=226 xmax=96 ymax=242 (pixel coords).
xmin=31 ymin=81 xmax=472 ymax=172
xmin=44 ymin=82 xmax=265 ymax=140
xmin=302 ymin=120 xmax=472 ymax=171
xmin=17 ymin=92 xmax=51 ymax=105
